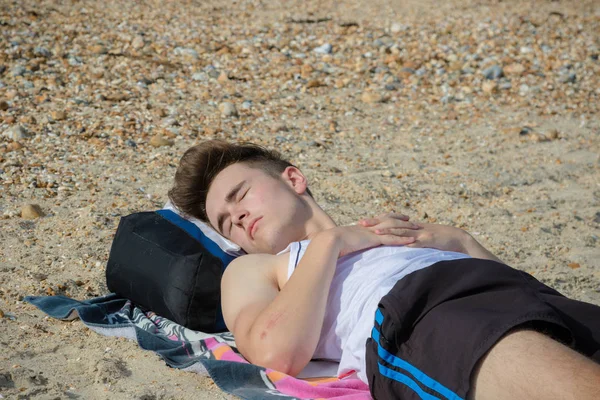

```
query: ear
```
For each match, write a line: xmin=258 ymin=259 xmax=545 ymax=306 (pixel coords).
xmin=281 ymin=166 xmax=308 ymax=195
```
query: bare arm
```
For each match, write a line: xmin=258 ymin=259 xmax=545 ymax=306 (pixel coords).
xmin=221 ymin=226 xmax=416 ymax=376
xmin=459 ymin=232 xmax=506 ymax=265
xmin=359 ymin=214 xmax=506 ymax=264
xmin=222 ymin=232 xmax=340 ymax=376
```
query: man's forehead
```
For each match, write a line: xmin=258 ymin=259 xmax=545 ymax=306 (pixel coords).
xmin=206 ymin=164 xmax=263 ymax=212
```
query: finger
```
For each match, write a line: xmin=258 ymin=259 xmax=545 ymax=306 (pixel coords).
xmin=404 ymin=240 xmax=423 ymax=248
xmin=374 ymin=228 xmax=420 ymax=237
xmin=358 ymin=218 xmax=380 ymax=227
xmin=380 ymin=235 xmax=416 ymax=245
xmin=370 ymin=221 xmax=421 ymax=232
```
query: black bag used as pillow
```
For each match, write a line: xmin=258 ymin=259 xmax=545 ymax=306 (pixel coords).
xmin=105 ymin=210 xmax=235 ymax=332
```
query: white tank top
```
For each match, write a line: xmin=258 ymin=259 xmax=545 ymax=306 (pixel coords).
xmin=277 ymin=240 xmax=471 ymax=383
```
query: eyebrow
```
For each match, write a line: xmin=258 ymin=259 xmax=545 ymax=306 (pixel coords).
xmin=216 ymin=180 xmax=246 ymax=234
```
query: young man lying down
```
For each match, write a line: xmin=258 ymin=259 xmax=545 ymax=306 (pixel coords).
xmin=168 ymin=140 xmax=600 ymax=400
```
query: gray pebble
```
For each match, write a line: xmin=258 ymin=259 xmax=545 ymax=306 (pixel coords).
xmin=204 ymin=65 xmax=220 ymax=79
xmin=68 ymin=55 xmax=83 ymax=66
xmin=313 ymin=43 xmax=333 ymax=54
xmin=482 ymin=65 xmax=504 ymax=80
xmin=241 ymin=100 xmax=252 ymax=110
xmin=192 ymin=72 xmax=207 ymax=81
xmin=12 ymin=65 xmax=26 ymax=77
xmin=559 ymin=72 xmax=576 ymax=84
xmin=34 ymin=47 xmax=52 ymax=58
xmin=2 ymin=125 xmax=29 ymax=140
xmin=499 ymin=81 xmax=512 ymax=90
xmin=219 ymin=102 xmax=238 ymax=118
xmin=174 ymin=47 xmax=199 ymax=59
xmin=519 ymin=84 xmax=530 ymax=95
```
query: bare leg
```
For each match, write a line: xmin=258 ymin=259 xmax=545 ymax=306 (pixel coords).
xmin=470 ymin=329 xmax=600 ymax=400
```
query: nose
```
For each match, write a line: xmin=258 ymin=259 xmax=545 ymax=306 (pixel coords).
xmin=231 ymin=207 xmax=248 ymax=227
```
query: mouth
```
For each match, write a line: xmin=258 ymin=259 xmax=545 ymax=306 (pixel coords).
xmin=248 ymin=217 xmax=261 ymax=240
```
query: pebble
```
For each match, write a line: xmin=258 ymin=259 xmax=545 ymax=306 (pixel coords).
xmin=361 ymin=92 xmax=385 ymax=104
xmin=0 ymin=100 xmax=8 ymax=111
xmin=241 ymin=100 xmax=252 ymax=110
xmin=482 ymin=81 xmax=499 ymax=94
xmin=313 ymin=43 xmax=333 ymax=54
xmin=482 ymin=65 xmax=504 ymax=80
xmin=219 ymin=102 xmax=238 ymax=118
xmin=191 ymin=72 xmax=207 ymax=81
xmin=519 ymin=84 xmax=530 ymax=96
xmin=2 ymin=125 xmax=29 ymax=141
xmin=149 ymin=136 xmax=174 ymax=147
xmin=559 ymin=72 xmax=576 ymax=84
xmin=12 ymin=65 xmax=26 ymax=77
xmin=6 ymin=141 xmax=23 ymax=151
xmin=90 ymin=44 xmax=108 ymax=55
xmin=504 ymin=63 xmax=525 ymax=75
xmin=33 ymin=46 xmax=52 ymax=58
xmin=50 ymin=110 xmax=67 ymax=121
xmin=131 ymin=35 xmax=145 ymax=50
xmin=21 ymin=204 xmax=45 ymax=219
xmin=217 ymin=72 xmax=229 ymax=84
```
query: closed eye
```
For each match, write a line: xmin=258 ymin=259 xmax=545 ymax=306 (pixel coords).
xmin=226 ymin=188 xmax=248 ymax=236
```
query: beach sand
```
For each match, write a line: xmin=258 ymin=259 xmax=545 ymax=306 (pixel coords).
xmin=1 ymin=0 xmax=599 ymax=398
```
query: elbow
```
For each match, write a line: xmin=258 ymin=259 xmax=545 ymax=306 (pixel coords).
xmin=256 ymin=350 xmax=310 ymax=377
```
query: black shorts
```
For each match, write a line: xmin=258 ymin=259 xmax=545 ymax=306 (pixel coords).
xmin=365 ymin=258 xmax=600 ymax=400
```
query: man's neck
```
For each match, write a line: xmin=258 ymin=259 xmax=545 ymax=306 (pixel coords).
xmin=299 ymin=207 xmax=337 ymax=242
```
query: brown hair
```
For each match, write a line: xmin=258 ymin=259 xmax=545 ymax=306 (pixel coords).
xmin=168 ymin=140 xmax=312 ymax=223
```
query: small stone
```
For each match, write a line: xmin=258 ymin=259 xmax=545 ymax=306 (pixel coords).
xmin=499 ymin=81 xmax=512 ymax=90
xmin=206 ymin=66 xmax=220 ymax=79
xmin=398 ymin=67 xmax=416 ymax=79
xmin=12 ymin=65 xmax=26 ymax=77
xmin=21 ymin=204 xmax=45 ymax=219
xmin=50 ymin=110 xmax=67 ymax=121
xmin=174 ymin=47 xmax=199 ymax=60
xmin=482 ymin=65 xmax=504 ymax=80
xmin=33 ymin=47 xmax=52 ymax=58
xmin=90 ymin=44 xmax=108 ymax=55
xmin=313 ymin=43 xmax=333 ymax=54
xmin=149 ymin=136 xmax=174 ymax=147
xmin=6 ymin=89 xmax=18 ymax=100
xmin=0 ymin=309 xmax=4 ymax=318
xmin=271 ymin=123 xmax=289 ymax=133
xmin=544 ymin=129 xmax=559 ymax=140
xmin=306 ymin=79 xmax=325 ymax=89
xmin=191 ymin=72 xmax=207 ymax=81
xmin=558 ymin=72 xmax=576 ymax=84
xmin=241 ymin=100 xmax=252 ymax=110
xmin=2 ymin=125 xmax=29 ymax=140
xmin=482 ymin=81 xmax=498 ymax=94
xmin=504 ymin=63 xmax=525 ymax=75
xmin=568 ymin=262 xmax=580 ymax=269
xmin=6 ymin=142 xmax=22 ymax=151
xmin=218 ymin=102 xmax=238 ymax=117
xmin=131 ymin=35 xmax=145 ymax=50
xmin=361 ymin=92 xmax=384 ymax=103
xmin=217 ymin=72 xmax=229 ymax=84
xmin=519 ymin=84 xmax=530 ymax=96
xmin=32 ymin=273 xmax=48 ymax=281
xmin=0 ymin=100 xmax=8 ymax=111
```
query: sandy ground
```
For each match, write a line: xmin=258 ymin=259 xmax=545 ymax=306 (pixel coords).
xmin=1 ymin=0 xmax=599 ymax=398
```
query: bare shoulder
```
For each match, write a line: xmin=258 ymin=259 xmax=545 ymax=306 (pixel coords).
xmin=220 ymin=252 xmax=289 ymax=334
